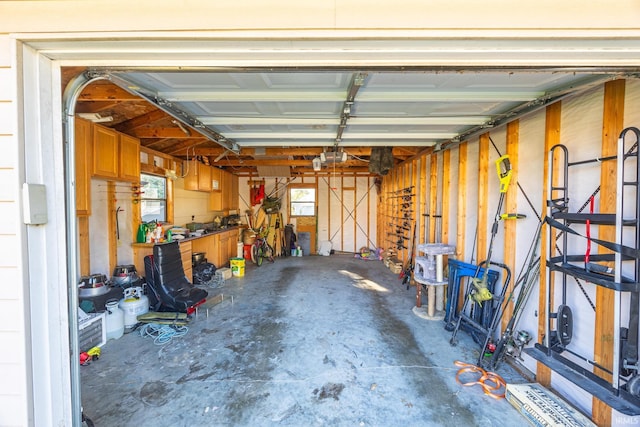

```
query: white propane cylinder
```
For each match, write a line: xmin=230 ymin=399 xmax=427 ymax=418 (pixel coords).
xmin=118 ymin=286 xmax=149 ymax=329
xmin=105 ymin=300 xmax=124 ymax=340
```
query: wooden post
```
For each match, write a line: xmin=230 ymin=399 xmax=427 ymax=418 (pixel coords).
xmin=456 ymin=142 xmax=468 ymax=261
xmin=366 ymin=175 xmax=371 ymax=251
xmin=537 ymin=101 xmax=562 ymax=388
xmin=442 ymin=149 xmax=451 ymax=244
xmin=456 ymin=142 xmax=468 ymax=310
xmin=429 ymin=153 xmax=438 ymax=243
xmin=420 ymin=155 xmax=428 ymax=245
xmin=502 ymin=120 xmax=519 ymax=331
xmin=477 ymin=133 xmax=490 ymax=263
xmin=341 ymin=175 xmax=345 ymax=251
xmin=592 ymin=79 xmax=625 ymax=426
xmin=108 ymin=181 xmax=117 ymax=274
xmin=353 ymin=174 xmax=358 ymax=253
xmin=327 ymin=173 xmax=332 ymax=248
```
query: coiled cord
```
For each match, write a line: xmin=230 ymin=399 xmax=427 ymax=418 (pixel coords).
xmin=139 ymin=323 xmax=188 ymax=345
xmin=454 ymin=360 xmax=506 ymax=400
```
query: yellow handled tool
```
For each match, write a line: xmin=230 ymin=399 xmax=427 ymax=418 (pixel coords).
xmin=471 ymin=154 xmax=514 ymax=306
xmin=496 ymin=155 xmax=512 ymax=194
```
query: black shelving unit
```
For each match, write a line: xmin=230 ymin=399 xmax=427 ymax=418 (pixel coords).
xmin=525 ymin=127 xmax=640 ymax=415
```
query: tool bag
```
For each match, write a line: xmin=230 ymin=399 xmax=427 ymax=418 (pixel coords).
xmin=262 ymin=196 xmax=281 ymax=214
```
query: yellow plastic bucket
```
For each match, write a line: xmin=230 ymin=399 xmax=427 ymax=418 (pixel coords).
xmin=230 ymin=257 xmax=245 ymax=277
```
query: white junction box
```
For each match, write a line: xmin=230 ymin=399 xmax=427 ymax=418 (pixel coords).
xmin=78 ymin=312 xmax=106 ymax=352
xmin=506 ymin=383 xmax=596 ymax=427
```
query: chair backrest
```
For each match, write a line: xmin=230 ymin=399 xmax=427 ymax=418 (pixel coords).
xmin=153 ymin=241 xmax=188 ymax=285
xmin=144 ymin=242 xmax=208 ymax=313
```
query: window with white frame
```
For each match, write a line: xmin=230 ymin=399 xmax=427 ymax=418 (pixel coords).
xmin=140 ymin=173 xmax=167 ymax=222
xmin=289 ymin=187 xmax=316 ymax=217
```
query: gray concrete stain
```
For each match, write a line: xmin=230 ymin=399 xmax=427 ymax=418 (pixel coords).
xmin=314 ymin=383 xmax=345 ymax=400
xmin=139 ymin=381 xmax=172 ymax=407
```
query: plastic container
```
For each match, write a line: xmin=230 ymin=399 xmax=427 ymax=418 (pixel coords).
xmin=243 ymin=244 xmax=252 ymax=260
xmin=236 ymin=242 xmax=244 ymax=258
xmin=104 ymin=300 xmax=124 ymax=341
xmin=230 ymin=258 xmax=245 ymax=277
xmin=118 ymin=287 xmax=149 ymax=329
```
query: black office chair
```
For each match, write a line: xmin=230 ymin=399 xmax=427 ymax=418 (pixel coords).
xmin=144 ymin=241 xmax=208 ymax=314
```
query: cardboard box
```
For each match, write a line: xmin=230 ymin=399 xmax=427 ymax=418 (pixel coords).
xmin=383 ymin=249 xmax=397 ymax=259
xmin=390 ymin=262 xmax=403 ymax=274
xmin=216 ymin=267 xmax=232 ymax=280
xmin=505 ymin=383 xmax=595 ymax=427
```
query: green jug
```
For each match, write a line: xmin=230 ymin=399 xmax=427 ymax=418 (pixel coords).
xmin=136 ymin=223 xmax=148 ymax=243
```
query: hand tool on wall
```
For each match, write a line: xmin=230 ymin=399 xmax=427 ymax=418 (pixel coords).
xmin=116 ymin=206 xmax=123 ymax=240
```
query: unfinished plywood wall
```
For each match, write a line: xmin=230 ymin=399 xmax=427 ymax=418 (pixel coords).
xmin=238 ymin=174 xmax=376 ymax=254
xmin=318 ymin=174 xmax=377 ymax=253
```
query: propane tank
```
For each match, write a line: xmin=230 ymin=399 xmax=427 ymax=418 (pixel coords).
xmin=118 ymin=286 xmax=149 ymax=330
xmin=105 ymin=300 xmax=124 ymax=340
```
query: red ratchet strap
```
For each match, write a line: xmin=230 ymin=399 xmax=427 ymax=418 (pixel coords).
xmin=585 ymin=195 xmax=594 ymax=265
xmin=454 ymin=360 xmax=506 ymax=400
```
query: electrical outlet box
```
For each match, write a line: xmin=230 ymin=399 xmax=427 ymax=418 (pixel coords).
xmin=22 ymin=183 xmax=48 ymax=225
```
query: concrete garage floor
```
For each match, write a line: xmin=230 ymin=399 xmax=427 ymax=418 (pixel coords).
xmin=81 ymin=254 xmax=531 ymax=426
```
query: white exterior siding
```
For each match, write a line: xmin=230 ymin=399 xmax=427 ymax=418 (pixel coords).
xmin=0 ymin=34 xmax=29 ymax=427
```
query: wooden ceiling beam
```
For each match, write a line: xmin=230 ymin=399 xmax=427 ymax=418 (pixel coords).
xmin=233 ymin=166 xmax=372 ymax=175
xmin=115 ymin=109 xmax=170 ymax=133
xmin=75 ymin=101 xmax=122 ymax=114
xmin=78 ymin=83 xmax=140 ymax=101
xmin=231 ymin=170 xmax=374 ymax=177
xmin=178 ymin=146 xmax=415 ymax=157
xmin=170 ymin=146 xmax=250 ymax=157
xmin=131 ymin=128 xmax=206 ymax=139
xmin=161 ymin=139 xmax=210 ymax=156
xmin=140 ymin=138 xmax=176 ymax=151
xmin=215 ymin=158 xmax=367 ymax=167
xmin=393 ymin=147 xmax=422 ymax=156
xmin=292 ymin=167 xmax=373 ymax=174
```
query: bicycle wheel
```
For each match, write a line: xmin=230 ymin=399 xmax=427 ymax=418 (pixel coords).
xmin=251 ymin=243 xmax=259 ymax=264
xmin=256 ymin=244 xmax=265 ymax=267
xmin=265 ymin=243 xmax=275 ymax=263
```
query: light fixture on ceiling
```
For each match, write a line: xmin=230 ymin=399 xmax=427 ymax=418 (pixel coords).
xmin=312 ymin=157 xmax=322 ymax=171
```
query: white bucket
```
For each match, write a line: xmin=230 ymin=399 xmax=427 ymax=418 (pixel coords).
xmin=118 ymin=286 xmax=149 ymax=329
xmin=105 ymin=300 xmax=124 ymax=340
xmin=237 ymin=241 xmax=244 ymax=258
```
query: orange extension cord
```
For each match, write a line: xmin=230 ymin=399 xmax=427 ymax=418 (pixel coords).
xmin=454 ymin=360 xmax=507 ymax=400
